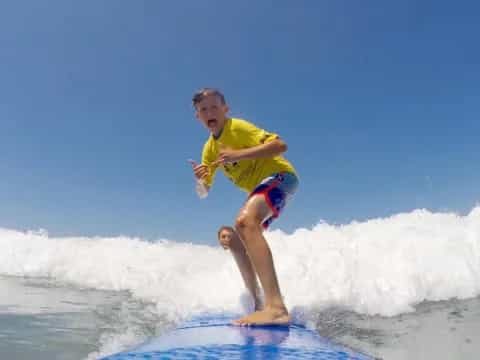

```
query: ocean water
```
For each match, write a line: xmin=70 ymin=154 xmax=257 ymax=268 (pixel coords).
xmin=0 ymin=206 xmax=479 ymax=359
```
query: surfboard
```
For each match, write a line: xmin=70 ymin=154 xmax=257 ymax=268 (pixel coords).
xmin=101 ymin=313 xmax=374 ymax=359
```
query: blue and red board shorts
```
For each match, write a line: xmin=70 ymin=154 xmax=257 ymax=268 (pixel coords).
xmin=248 ymin=172 xmax=299 ymax=229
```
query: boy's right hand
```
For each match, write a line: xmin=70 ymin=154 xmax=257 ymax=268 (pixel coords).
xmin=188 ymin=159 xmax=209 ymax=181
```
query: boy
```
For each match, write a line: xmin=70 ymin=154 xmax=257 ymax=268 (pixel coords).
xmin=189 ymin=88 xmax=299 ymax=326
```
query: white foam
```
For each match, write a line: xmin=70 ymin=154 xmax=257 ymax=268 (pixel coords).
xmin=1 ymin=206 xmax=479 ymax=320
xmin=86 ymin=327 xmax=147 ymax=360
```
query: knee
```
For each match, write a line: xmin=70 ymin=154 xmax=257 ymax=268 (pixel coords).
xmin=235 ymin=214 xmax=258 ymax=235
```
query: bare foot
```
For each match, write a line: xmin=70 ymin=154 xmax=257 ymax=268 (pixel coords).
xmin=233 ymin=307 xmax=290 ymax=326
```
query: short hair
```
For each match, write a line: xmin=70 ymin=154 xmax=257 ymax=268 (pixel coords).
xmin=217 ymin=225 xmax=235 ymax=239
xmin=192 ymin=88 xmax=226 ymax=108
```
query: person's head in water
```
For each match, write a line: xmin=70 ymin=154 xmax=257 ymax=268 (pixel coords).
xmin=217 ymin=225 xmax=237 ymax=250
xmin=192 ymin=88 xmax=229 ymax=138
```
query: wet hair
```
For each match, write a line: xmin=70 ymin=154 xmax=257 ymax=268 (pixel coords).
xmin=192 ymin=88 xmax=226 ymax=108
xmin=217 ymin=225 xmax=235 ymax=239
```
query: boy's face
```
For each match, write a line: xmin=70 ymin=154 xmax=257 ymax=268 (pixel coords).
xmin=195 ymin=94 xmax=229 ymax=137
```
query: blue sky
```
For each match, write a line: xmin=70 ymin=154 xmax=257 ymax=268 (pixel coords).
xmin=1 ymin=1 xmax=479 ymax=244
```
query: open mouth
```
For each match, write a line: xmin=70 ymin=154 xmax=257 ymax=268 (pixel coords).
xmin=207 ymin=119 xmax=217 ymax=127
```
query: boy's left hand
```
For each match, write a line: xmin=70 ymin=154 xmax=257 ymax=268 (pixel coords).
xmin=213 ymin=149 xmax=245 ymax=166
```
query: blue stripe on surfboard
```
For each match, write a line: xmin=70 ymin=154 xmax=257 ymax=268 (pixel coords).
xmin=101 ymin=313 xmax=374 ymax=360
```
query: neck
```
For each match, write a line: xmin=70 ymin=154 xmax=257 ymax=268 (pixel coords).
xmin=212 ymin=128 xmax=223 ymax=139
xmin=212 ymin=117 xmax=229 ymax=139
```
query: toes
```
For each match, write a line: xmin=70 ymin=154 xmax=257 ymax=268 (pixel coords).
xmin=232 ymin=318 xmax=246 ymax=326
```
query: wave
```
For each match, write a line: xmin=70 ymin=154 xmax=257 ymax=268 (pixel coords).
xmin=1 ymin=206 xmax=479 ymax=320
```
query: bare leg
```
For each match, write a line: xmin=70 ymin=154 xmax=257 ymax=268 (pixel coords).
xmin=228 ymin=231 xmax=263 ymax=311
xmin=233 ymin=195 xmax=290 ymax=326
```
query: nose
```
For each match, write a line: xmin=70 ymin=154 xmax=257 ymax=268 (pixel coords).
xmin=206 ymin=107 xmax=216 ymax=118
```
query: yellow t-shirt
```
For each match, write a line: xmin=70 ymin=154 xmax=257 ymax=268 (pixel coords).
xmin=201 ymin=118 xmax=297 ymax=193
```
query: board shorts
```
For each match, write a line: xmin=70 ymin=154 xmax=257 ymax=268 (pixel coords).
xmin=248 ymin=172 xmax=299 ymax=229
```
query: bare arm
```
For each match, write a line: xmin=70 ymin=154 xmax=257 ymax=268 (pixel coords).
xmin=213 ymin=138 xmax=288 ymax=166
xmin=238 ymin=138 xmax=287 ymax=160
